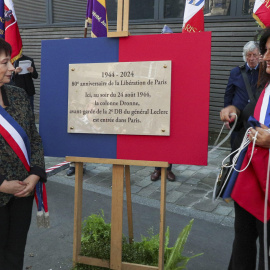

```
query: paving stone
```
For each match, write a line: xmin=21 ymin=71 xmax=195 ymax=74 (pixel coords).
xmin=136 ymin=169 xmax=152 ymax=177
xmin=95 ymin=165 xmax=112 ymax=172
xmin=175 ymin=184 xmax=194 ymax=193
xmin=221 ymin=216 xmax=234 ymax=227
xmin=191 ymin=172 xmax=207 ymax=180
xmin=208 ymin=153 xmax=220 ymax=159
xmin=84 ymin=174 xmax=108 ymax=184
xmin=172 ymin=170 xmax=182 ymax=178
xmin=197 ymin=168 xmax=214 ymax=175
xmin=186 ymin=178 xmax=201 ymax=185
xmin=87 ymin=169 xmax=103 ymax=175
xmin=130 ymin=166 xmax=151 ymax=173
xmin=175 ymin=195 xmax=198 ymax=207
xmin=187 ymin=165 xmax=202 ymax=171
xmin=95 ymin=178 xmax=113 ymax=188
xmin=213 ymin=205 xmax=233 ymax=216
xmin=149 ymin=190 xmax=161 ymax=200
xmin=137 ymin=177 xmax=153 ymax=188
xmin=176 ymin=175 xmax=189 ymax=183
xmin=188 ymin=189 xmax=209 ymax=198
xmin=166 ymin=180 xmax=182 ymax=189
xmin=129 ymin=185 xmax=143 ymax=194
xmin=193 ymin=198 xmax=218 ymax=212
xmin=165 ymin=182 xmax=181 ymax=192
xmin=229 ymin=208 xmax=235 ymax=218
xmin=174 ymin=164 xmax=190 ymax=171
xmin=94 ymin=171 xmax=111 ymax=179
xmin=130 ymin=174 xmax=145 ymax=183
xmin=166 ymin=191 xmax=184 ymax=203
xmin=200 ymin=177 xmax=216 ymax=186
xmin=179 ymin=170 xmax=196 ymax=178
xmin=197 ymin=183 xmax=212 ymax=191
xmin=137 ymin=185 xmax=158 ymax=197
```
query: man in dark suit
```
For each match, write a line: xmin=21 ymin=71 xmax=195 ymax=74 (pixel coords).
xmin=224 ymin=41 xmax=260 ymax=150
xmin=13 ymin=54 xmax=38 ymax=111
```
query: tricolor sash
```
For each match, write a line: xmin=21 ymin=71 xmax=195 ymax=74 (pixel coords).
xmin=0 ymin=105 xmax=49 ymax=227
xmin=0 ymin=105 xmax=31 ymax=171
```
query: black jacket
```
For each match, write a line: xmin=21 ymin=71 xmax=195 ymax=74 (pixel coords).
xmin=13 ymin=55 xmax=38 ymax=96
xmin=232 ymin=88 xmax=264 ymax=151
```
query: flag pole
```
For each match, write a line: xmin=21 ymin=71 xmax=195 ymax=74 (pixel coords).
xmin=84 ymin=19 xmax=88 ymax=38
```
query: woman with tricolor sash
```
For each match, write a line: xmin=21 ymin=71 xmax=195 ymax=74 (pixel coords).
xmin=220 ymin=28 xmax=270 ymax=270
xmin=0 ymin=38 xmax=46 ymax=270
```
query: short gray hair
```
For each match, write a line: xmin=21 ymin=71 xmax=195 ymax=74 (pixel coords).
xmin=242 ymin=41 xmax=259 ymax=62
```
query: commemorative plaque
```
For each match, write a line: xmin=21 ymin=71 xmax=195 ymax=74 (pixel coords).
xmin=68 ymin=61 xmax=171 ymax=135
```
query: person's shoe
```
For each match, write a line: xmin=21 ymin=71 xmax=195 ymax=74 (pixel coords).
xmin=167 ymin=170 xmax=175 ymax=182
xmin=66 ymin=166 xmax=75 ymax=176
xmin=151 ymin=170 xmax=161 ymax=181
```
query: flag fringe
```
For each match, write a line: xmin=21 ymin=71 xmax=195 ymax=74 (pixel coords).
xmin=11 ymin=47 xmax=22 ymax=64
xmin=253 ymin=13 xmax=266 ymax=29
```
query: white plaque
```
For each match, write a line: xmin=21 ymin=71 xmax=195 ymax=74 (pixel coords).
xmin=68 ymin=61 xmax=171 ymax=136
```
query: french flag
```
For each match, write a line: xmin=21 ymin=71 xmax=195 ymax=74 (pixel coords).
xmin=0 ymin=0 xmax=22 ymax=63
xmin=253 ymin=0 xmax=270 ymax=28
xmin=182 ymin=0 xmax=205 ymax=33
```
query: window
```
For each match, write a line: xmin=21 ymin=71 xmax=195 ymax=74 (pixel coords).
xmin=13 ymin=0 xmax=47 ymax=25
xmin=107 ymin=0 xmax=155 ymax=21
xmin=53 ymin=0 xmax=86 ymax=23
xmin=13 ymin=0 xmax=256 ymax=28
xmin=164 ymin=0 xmax=185 ymax=19
xmin=204 ymin=0 xmax=231 ymax=16
xmin=242 ymin=0 xmax=255 ymax=15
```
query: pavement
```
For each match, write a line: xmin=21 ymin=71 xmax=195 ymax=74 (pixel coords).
xmin=23 ymin=146 xmax=235 ymax=270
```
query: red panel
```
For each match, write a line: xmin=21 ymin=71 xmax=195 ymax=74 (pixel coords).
xmin=117 ymin=32 xmax=211 ymax=165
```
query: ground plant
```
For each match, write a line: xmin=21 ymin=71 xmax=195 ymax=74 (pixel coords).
xmin=72 ymin=211 xmax=202 ymax=270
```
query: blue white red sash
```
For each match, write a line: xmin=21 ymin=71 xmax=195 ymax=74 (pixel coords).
xmin=0 ymin=105 xmax=31 ymax=171
xmin=0 ymin=105 xmax=49 ymax=227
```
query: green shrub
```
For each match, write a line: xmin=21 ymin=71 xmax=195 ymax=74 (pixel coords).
xmin=72 ymin=211 xmax=202 ymax=270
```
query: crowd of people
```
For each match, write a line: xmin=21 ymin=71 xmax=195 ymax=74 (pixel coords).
xmin=220 ymin=28 xmax=270 ymax=269
xmin=1 ymin=23 xmax=270 ymax=269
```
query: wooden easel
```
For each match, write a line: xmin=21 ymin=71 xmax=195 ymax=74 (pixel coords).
xmin=66 ymin=156 xmax=169 ymax=270
xmin=107 ymin=0 xmax=129 ymax=37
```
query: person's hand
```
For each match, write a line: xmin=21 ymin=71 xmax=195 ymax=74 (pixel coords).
xmin=220 ymin=105 xmax=239 ymax=124
xmin=14 ymin=174 xmax=40 ymax=197
xmin=249 ymin=124 xmax=270 ymax=148
xmin=27 ymin=66 xmax=34 ymax=73
xmin=0 ymin=180 xmax=27 ymax=194
xmin=224 ymin=122 xmax=231 ymax=130
xmin=15 ymin=67 xmax=22 ymax=74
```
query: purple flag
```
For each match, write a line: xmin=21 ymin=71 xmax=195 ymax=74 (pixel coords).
xmin=0 ymin=0 xmax=4 ymax=39
xmin=86 ymin=0 xmax=107 ymax=37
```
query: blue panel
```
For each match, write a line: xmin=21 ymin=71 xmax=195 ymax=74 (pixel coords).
xmin=39 ymin=38 xmax=119 ymax=157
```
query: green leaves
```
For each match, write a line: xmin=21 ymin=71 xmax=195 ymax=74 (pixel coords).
xmin=73 ymin=212 xmax=202 ymax=270
xmin=164 ymin=219 xmax=203 ymax=270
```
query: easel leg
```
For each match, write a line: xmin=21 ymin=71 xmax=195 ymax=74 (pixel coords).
xmin=158 ymin=167 xmax=166 ymax=270
xmin=73 ymin=162 xmax=84 ymax=267
xmin=125 ymin=165 xmax=134 ymax=244
xmin=110 ymin=164 xmax=124 ymax=270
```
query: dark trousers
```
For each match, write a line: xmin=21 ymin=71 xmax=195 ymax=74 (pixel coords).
xmin=155 ymin=164 xmax=172 ymax=171
xmin=228 ymin=202 xmax=270 ymax=270
xmin=0 ymin=196 xmax=34 ymax=270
